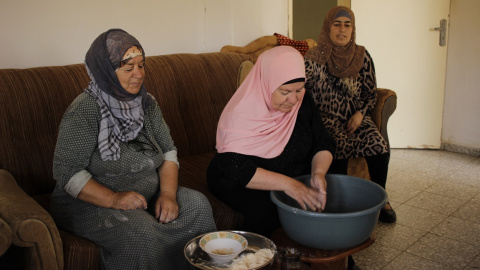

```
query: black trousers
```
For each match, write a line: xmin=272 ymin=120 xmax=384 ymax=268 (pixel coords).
xmin=328 ymin=152 xmax=390 ymax=189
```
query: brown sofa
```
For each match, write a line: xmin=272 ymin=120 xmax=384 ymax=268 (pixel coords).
xmin=0 ymin=46 xmax=396 ymax=269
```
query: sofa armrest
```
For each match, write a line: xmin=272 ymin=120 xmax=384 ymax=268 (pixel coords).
xmin=221 ymin=35 xmax=279 ymax=60
xmin=0 ymin=169 xmax=63 ymax=270
xmin=237 ymin=60 xmax=254 ymax=88
xmin=0 ymin=217 xmax=12 ymax=256
xmin=221 ymin=35 xmax=317 ymax=61
xmin=370 ymin=88 xmax=397 ymax=146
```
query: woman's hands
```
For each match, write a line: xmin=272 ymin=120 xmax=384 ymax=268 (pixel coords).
xmin=346 ymin=111 xmax=363 ymax=135
xmin=78 ymin=179 xmax=151 ymax=210
xmin=109 ymin=189 xmax=179 ymax=224
xmin=77 ymin=159 xmax=180 ymax=224
xmin=248 ymin=159 xmax=331 ymax=213
xmin=155 ymin=160 xmax=179 ymax=224
xmin=110 ymin=191 xmax=147 ymax=210
xmin=307 ymin=150 xmax=332 ymax=212
xmin=284 ymin=176 xmax=326 ymax=212
xmin=109 ymin=190 xmax=179 ymax=224
xmin=310 ymin=173 xmax=327 ymax=211
xmin=106 ymin=189 xmax=179 ymax=224
xmin=155 ymin=191 xmax=179 ymax=224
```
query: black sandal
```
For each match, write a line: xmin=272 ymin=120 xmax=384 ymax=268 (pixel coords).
xmin=379 ymin=202 xmax=397 ymax=223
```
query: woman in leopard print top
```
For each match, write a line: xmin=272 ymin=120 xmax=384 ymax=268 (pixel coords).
xmin=304 ymin=6 xmax=396 ymax=225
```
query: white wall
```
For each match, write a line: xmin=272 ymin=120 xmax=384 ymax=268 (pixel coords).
xmin=442 ymin=0 xmax=480 ymax=153
xmin=0 ymin=0 xmax=288 ymax=69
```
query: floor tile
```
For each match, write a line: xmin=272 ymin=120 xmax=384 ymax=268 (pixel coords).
xmin=431 ymin=216 xmax=480 ymax=247
xmin=404 ymin=191 xmax=468 ymax=216
xmin=385 ymin=183 xmax=421 ymax=204
xmin=465 ymin=254 xmax=480 ymax=269
xmin=394 ymin=204 xmax=447 ymax=232
xmin=385 ymin=173 xmax=437 ymax=207
xmin=353 ymin=242 xmax=401 ymax=270
xmin=406 ymin=233 xmax=479 ymax=269
xmin=473 ymin=192 xmax=480 ymax=202
xmin=350 ymin=149 xmax=480 ymax=270
xmin=374 ymin=223 xmax=426 ymax=251
xmin=426 ymin=180 xmax=480 ymax=202
xmin=453 ymin=198 xmax=480 ymax=224
xmin=386 ymin=171 xmax=437 ymax=193
xmin=442 ymin=162 xmax=480 ymax=187
xmin=383 ymin=252 xmax=451 ymax=270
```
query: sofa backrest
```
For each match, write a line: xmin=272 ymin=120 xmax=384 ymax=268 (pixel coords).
xmin=0 ymin=52 xmax=252 ymax=196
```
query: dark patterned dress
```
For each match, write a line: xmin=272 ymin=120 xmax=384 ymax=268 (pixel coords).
xmin=304 ymin=50 xmax=388 ymax=160
xmin=50 ymin=93 xmax=216 ymax=270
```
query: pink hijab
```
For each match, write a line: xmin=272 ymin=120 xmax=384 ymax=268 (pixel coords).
xmin=216 ymin=46 xmax=306 ymax=158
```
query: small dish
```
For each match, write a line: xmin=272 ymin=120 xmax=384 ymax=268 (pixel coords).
xmin=185 ymin=230 xmax=277 ymax=270
xmin=199 ymin=231 xmax=248 ymax=263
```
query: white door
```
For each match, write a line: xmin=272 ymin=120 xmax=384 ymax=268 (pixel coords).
xmin=351 ymin=0 xmax=450 ymax=149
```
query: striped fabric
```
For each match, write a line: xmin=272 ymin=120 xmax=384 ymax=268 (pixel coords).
xmin=59 ymin=230 xmax=101 ymax=270
xmin=0 ymin=52 xmax=252 ymax=269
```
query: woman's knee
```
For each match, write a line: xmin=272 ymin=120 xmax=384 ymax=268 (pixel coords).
xmin=177 ymin=187 xmax=213 ymax=214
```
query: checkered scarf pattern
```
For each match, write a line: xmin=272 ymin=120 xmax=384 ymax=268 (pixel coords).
xmin=83 ymin=29 xmax=152 ymax=161
xmin=85 ymin=66 xmax=144 ymax=161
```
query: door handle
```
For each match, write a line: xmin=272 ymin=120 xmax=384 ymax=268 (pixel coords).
xmin=433 ymin=19 xmax=447 ymax=47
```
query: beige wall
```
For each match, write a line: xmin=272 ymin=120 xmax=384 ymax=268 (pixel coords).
xmin=0 ymin=0 xmax=288 ymax=69
xmin=442 ymin=0 xmax=480 ymax=153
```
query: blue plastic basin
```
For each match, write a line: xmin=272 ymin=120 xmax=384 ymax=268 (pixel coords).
xmin=270 ymin=174 xmax=387 ymax=250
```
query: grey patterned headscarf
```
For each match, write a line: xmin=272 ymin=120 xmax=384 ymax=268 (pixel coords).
xmin=84 ymin=28 xmax=153 ymax=161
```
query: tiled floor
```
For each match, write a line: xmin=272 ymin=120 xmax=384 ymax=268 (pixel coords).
xmin=353 ymin=149 xmax=480 ymax=270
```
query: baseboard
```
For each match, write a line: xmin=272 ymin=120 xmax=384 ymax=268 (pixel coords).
xmin=441 ymin=143 xmax=480 ymax=157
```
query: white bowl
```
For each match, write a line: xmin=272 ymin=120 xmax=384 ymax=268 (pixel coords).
xmin=199 ymin=231 xmax=248 ymax=263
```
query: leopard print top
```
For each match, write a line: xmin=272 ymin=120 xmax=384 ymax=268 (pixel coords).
xmin=305 ymin=50 xmax=388 ymax=159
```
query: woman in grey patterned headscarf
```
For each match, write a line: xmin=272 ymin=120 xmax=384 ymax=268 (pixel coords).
xmin=84 ymin=28 xmax=153 ymax=161
xmin=50 ymin=29 xmax=216 ymax=269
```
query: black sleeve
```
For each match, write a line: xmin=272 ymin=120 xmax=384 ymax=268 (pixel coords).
xmin=303 ymin=92 xmax=336 ymax=159
xmin=207 ymin=152 xmax=259 ymax=190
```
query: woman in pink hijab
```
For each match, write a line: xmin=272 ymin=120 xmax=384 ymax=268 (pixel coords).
xmin=207 ymin=46 xmax=335 ymax=237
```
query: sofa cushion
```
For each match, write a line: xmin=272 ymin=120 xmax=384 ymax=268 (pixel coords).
xmin=59 ymin=230 xmax=100 ymax=270
xmin=0 ymin=65 xmax=88 ymax=196
xmin=144 ymin=53 xmax=252 ymax=158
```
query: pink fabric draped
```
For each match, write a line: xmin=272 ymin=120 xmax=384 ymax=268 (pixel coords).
xmin=216 ymin=46 xmax=306 ymax=158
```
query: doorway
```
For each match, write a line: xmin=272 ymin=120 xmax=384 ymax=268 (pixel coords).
xmin=352 ymin=0 xmax=450 ymax=148
xmin=291 ymin=0 xmax=337 ymax=40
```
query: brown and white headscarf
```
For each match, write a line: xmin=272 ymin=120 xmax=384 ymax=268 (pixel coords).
xmin=304 ymin=6 xmax=365 ymax=78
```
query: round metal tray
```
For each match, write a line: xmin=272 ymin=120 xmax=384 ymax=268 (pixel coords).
xmin=184 ymin=230 xmax=277 ymax=270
